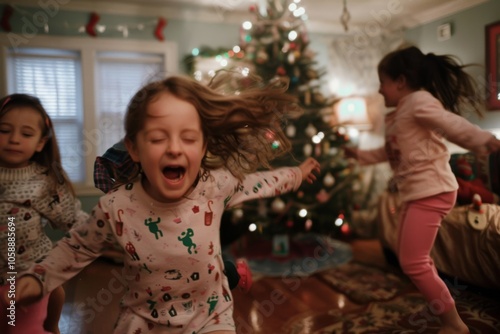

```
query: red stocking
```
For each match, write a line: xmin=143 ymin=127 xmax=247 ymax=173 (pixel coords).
xmin=1 ymin=5 xmax=13 ymax=32
xmin=86 ymin=12 xmax=100 ymax=37
xmin=155 ymin=17 xmax=167 ymax=41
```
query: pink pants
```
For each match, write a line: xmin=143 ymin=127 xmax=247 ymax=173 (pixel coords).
xmin=0 ymin=285 xmax=51 ymax=334
xmin=397 ymin=191 xmax=457 ymax=315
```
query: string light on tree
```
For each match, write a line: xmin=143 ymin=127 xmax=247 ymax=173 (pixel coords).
xmin=235 ymin=0 xmax=359 ymax=239
xmin=334 ymin=214 xmax=344 ymax=227
xmin=248 ymin=223 xmax=257 ymax=232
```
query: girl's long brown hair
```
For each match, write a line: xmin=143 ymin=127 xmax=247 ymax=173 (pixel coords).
xmin=378 ymin=45 xmax=483 ymax=117
xmin=124 ymin=72 xmax=302 ymax=181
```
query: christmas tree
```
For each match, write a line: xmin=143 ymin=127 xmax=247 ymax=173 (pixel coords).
xmin=226 ymin=0 xmax=358 ymax=241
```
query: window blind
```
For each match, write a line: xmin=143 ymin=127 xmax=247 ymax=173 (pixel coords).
xmin=96 ymin=52 xmax=164 ymax=155
xmin=8 ymin=48 xmax=84 ymax=182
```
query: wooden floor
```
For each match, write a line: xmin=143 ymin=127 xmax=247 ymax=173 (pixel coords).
xmin=58 ymin=238 xmax=389 ymax=334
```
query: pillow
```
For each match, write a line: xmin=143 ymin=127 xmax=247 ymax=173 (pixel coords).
xmin=449 ymin=153 xmax=491 ymax=190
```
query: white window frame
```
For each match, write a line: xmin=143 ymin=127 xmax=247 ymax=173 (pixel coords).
xmin=0 ymin=33 xmax=178 ymax=195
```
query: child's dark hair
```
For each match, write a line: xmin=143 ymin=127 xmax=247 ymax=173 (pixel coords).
xmin=124 ymin=73 xmax=301 ymax=181
xmin=378 ymin=45 xmax=482 ymax=116
xmin=0 ymin=94 xmax=74 ymax=194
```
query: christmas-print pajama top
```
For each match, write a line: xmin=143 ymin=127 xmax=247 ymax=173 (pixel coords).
xmin=26 ymin=167 xmax=302 ymax=334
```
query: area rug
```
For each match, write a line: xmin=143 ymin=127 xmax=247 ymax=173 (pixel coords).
xmin=224 ymin=234 xmax=352 ymax=277
xmin=315 ymin=261 xmax=414 ymax=304
xmin=282 ymin=262 xmax=500 ymax=334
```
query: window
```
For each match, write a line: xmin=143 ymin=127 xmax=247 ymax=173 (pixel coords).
xmin=96 ymin=52 xmax=164 ymax=155
xmin=0 ymin=34 xmax=178 ymax=194
xmin=7 ymin=48 xmax=85 ymax=182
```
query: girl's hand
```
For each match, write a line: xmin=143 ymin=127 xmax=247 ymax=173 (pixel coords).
xmin=299 ymin=157 xmax=321 ymax=184
xmin=486 ymin=136 xmax=500 ymax=153
xmin=1 ymin=276 xmax=43 ymax=307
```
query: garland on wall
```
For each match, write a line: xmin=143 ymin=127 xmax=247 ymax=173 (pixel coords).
xmin=0 ymin=4 xmax=167 ymax=41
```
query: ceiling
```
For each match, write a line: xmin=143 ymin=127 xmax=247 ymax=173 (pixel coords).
xmin=9 ymin=0 xmax=489 ymax=33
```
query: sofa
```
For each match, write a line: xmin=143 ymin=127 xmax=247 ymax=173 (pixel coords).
xmin=377 ymin=151 xmax=500 ymax=290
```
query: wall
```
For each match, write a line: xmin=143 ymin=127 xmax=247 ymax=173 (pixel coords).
xmin=2 ymin=1 xmax=499 ymax=210
xmin=0 ymin=3 xmax=242 ymax=73
xmin=405 ymin=0 xmax=500 ymax=129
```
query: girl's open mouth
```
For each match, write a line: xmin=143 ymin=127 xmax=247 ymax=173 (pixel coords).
xmin=162 ymin=166 xmax=185 ymax=181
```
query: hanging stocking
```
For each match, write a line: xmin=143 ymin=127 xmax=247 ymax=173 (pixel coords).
xmin=1 ymin=5 xmax=13 ymax=32
xmin=86 ymin=12 xmax=100 ymax=37
xmin=155 ymin=17 xmax=167 ymax=41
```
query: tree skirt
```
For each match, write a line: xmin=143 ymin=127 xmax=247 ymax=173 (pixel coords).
xmin=224 ymin=234 xmax=352 ymax=277
xmin=283 ymin=262 xmax=500 ymax=334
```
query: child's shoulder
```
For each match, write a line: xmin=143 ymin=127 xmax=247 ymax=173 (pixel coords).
xmin=199 ymin=168 xmax=239 ymax=189
xmin=100 ymin=181 xmax=136 ymax=198
xmin=0 ymin=163 xmax=48 ymax=180
xmin=405 ymin=90 xmax=438 ymax=104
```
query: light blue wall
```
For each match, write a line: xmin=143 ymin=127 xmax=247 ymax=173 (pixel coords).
xmin=2 ymin=2 xmax=499 ymax=211
xmin=0 ymin=4 xmax=242 ymax=72
xmin=404 ymin=0 xmax=500 ymax=128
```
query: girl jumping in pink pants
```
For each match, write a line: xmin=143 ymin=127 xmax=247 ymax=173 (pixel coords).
xmin=346 ymin=45 xmax=500 ymax=334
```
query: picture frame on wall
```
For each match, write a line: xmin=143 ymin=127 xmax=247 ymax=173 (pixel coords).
xmin=486 ymin=21 xmax=500 ymax=110
xmin=437 ymin=23 xmax=452 ymax=41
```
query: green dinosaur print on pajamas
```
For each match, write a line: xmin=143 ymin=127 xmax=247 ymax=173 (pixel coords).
xmin=178 ymin=228 xmax=197 ymax=254
xmin=145 ymin=217 xmax=163 ymax=239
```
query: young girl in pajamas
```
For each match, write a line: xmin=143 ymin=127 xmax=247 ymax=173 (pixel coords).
xmin=93 ymin=139 xmax=253 ymax=292
xmin=346 ymin=46 xmax=500 ymax=334
xmin=12 ymin=74 xmax=320 ymax=334
xmin=0 ymin=94 xmax=87 ymax=333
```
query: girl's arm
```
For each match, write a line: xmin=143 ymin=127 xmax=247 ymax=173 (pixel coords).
xmin=2 ymin=275 xmax=43 ymax=307
xmin=414 ymin=98 xmax=495 ymax=154
xmin=225 ymin=157 xmax=320 ymax=208
xmin=356 ymin=147 xmax=388 ymax=165
xmin=16 ymin=202 xmax=113 ymax=298
xmin=36 ymin=178 xmax=79 ymax=232
xmin=486 ymin=135 xmax=500 ymax=153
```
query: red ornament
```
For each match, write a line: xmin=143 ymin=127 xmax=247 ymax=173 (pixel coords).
xmin=1 ymin=5 xmax=13 ymax=32
xmin=249 ymin=5 xmax=256 ymax=12
xmin=85 ymin=12 xmax=100 ymax=37
xmin=341 ymin=222 xmax=351 ymax=235
xmin=155 ymin=17 xmax=167 ymax=41
xmin=276 ymin=66 xmax=286 ymax=76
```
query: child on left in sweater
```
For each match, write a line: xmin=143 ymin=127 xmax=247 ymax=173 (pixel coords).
xmin=0 ymin=94 xmax=87 ymax=334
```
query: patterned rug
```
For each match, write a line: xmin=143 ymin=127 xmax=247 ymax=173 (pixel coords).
xmin=282 ymin=262 xmax=500 ymax=334
xmin=315 ymin=262 xmax=414 ymax=304
xmin=225 ymin=234 xmax=352 ymax=277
